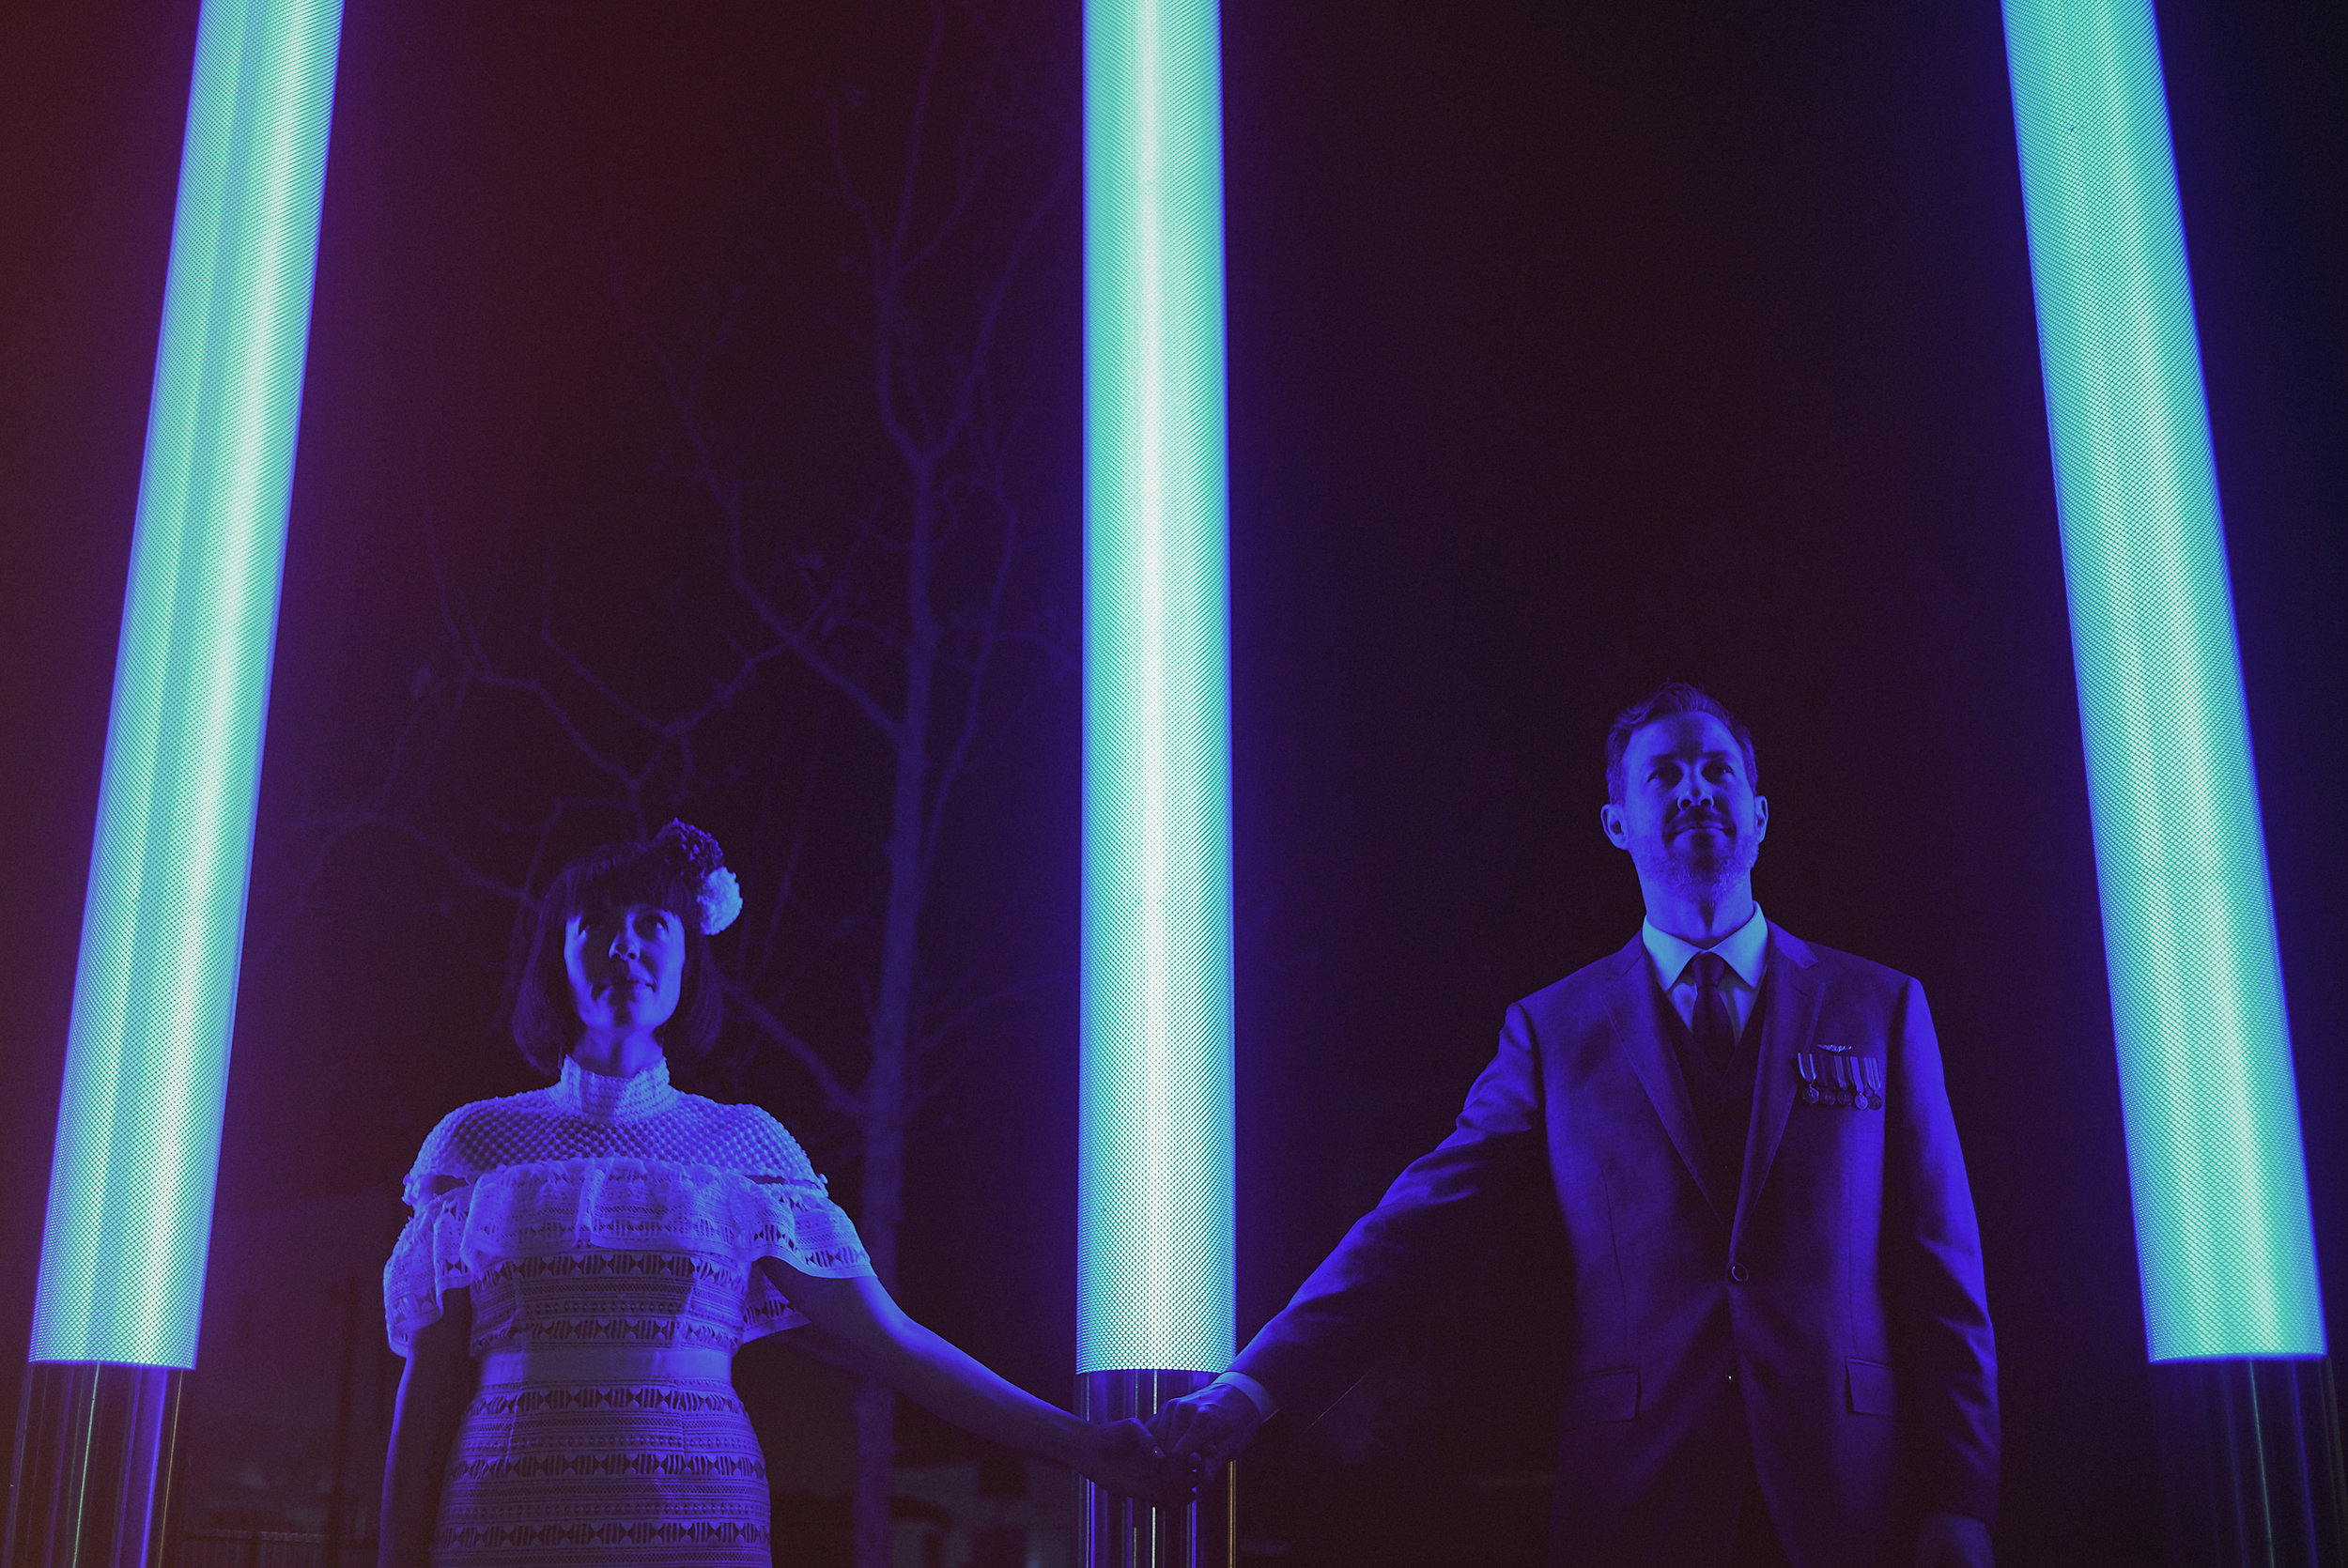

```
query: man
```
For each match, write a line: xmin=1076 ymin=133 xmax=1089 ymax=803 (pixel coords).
xmin=1153 ymin=684 xmax=1997 ymax=1568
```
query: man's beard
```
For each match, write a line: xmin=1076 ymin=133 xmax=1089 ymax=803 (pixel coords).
xmin=1644 ymin=832 xmax=1760 ymax=904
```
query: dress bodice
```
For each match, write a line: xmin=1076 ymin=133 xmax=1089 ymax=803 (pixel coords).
xmin=382 ymin=1058 xmax=871 ymax=1360
xmin=386 ymin=1058 xmax=866 ymax=1565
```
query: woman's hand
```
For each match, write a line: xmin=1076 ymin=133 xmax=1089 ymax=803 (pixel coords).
xmin=1072 ymin=1417 xmax=1194 ymax=1505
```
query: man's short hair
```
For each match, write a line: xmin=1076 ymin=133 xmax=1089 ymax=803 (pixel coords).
xmin=1604 ymin=683 xmax=1760 ymax=806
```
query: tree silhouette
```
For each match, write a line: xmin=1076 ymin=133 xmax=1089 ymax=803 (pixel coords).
xmin=288 ymin=8 xmax=1076 ymax=1562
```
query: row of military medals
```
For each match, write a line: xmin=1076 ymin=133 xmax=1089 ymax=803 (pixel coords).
xmin=1796 ymin=1050 xmax=1883 ymax=1110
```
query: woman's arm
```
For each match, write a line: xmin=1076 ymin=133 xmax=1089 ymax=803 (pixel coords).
xmin=378 ymin=1288 xmax=475 ymax=1568
xmin=755 ymin=1261 xmax=1176 ymax=1500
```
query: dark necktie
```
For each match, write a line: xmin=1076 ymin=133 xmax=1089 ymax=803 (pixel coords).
xmin=1691 ymin=951 xmax=1736 ymax=1071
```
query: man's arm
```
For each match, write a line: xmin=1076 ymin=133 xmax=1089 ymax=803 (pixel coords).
xmin=1157 ymin=1001 xmax=1550 ymax=1477
xmin=1884 ymin=978 xmax=2000 ymax=1531
xmin=1230 ymin=1001 xmax=1548 ymax=1417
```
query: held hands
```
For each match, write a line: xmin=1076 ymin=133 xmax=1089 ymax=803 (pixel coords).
xmin=1074 ymin=1418 xmax=1198 ymax=1506
xmin=1146 ymin=1383 xmax=1262 ymax=1483
xmin=1071 ymin=1382 xmax=1261 ymax=1506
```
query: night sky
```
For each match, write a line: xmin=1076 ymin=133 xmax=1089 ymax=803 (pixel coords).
xmin=3 ymin=3 xmax=2343 ymax=1564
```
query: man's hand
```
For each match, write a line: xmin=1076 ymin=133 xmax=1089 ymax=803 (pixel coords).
xmin=1148 ymin=1383 xmax=1263 ymax=1483
xmin=1915 ymin=1513 xmax=1992 ymax=1568
xmin=1072 ymin=1417 xmax=1195 ymax=1505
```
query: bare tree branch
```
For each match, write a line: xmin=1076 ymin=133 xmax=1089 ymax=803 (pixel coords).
xmin=723 ymin=978 xmax=863 ymax=1120
xmin=275 ymin=16 xmax=1075 ymax=1568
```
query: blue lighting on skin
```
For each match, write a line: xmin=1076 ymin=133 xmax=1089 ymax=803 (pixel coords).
xmin=1077 ymin=0 xmax=1235 ymax=1376
xmin=31 ymin=0 xmax=343 ymax=1369
xmin=2000 ymin=0 xmax=2322 ymax=1360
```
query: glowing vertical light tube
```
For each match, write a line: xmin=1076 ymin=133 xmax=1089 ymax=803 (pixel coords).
xmin=2000 ymin=0 xmax=2321 ymax=1360
xmin=1078 ymin=0 xmax=1234 ymax=1377
xmin=30 ymin=0 xmax=344 ymax=1370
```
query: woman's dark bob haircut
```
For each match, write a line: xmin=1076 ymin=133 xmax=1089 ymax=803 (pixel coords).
xmin=508 ymin=838 xmax=726 ymax=1076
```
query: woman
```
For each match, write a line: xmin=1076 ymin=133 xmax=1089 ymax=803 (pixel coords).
xmin=379 ymin=822 xmax=1170 ymax=1566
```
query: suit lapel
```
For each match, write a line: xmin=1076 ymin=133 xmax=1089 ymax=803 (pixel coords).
xmin=1599 ymin=935 xmax=1733 ymax=1227
xmin=1732 ymin=927 xmax=1822 ymax=1243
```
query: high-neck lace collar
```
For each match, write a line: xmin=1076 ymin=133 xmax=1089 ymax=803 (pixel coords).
xmin=552 ymin=1053 xmax=678 ymax=1122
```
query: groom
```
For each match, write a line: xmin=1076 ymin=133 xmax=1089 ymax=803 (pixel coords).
xmin=1153 ymin=684 xmax=1997 ymax=1568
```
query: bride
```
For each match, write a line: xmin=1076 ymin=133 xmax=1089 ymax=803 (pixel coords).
xmin=378 ymin=822 xmax=1173 ymax=1566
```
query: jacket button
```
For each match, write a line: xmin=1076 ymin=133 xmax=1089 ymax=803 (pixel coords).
xmin=1728 ymin=1262 xmax=1751 ymax=1284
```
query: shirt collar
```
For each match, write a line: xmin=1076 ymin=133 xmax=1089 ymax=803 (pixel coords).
xmin=1641 ymin=903 xmax=1770 ymax=992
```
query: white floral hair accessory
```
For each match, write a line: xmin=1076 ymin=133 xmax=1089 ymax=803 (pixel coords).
xmin=653 ymin=819 xmax=743 ymax=936
xmin=699 ymin=868 xmax=743 ymax=937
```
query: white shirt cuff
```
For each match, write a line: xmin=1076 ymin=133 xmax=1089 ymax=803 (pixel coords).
xmin=1209 ymin=1370 xmax=1277 ymax=1420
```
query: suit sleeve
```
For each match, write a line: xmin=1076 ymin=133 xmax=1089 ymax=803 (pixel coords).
xmin=1884 ymin=977 xmax=2000 ymax=1523
xmin=1230 ymin=1002 xmax=1549 ymax=1424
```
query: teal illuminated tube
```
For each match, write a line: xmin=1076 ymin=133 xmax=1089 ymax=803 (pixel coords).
xmin=1078 ymin=0 xmax=1235 ymax=1376
xmin=2000 ymin=0 xmax=2321 ymax=1360
xmin=30 ymin=0 xmax=344 ymax=1369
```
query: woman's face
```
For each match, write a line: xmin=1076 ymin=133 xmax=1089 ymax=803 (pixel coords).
xmin=564 ymin=902 xmax=687 ymax=1042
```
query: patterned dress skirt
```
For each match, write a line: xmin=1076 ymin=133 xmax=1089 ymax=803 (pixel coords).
xmin=434 ymin=1344 xmax=770 ymax=1566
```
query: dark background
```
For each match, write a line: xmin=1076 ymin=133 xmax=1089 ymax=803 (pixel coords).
xmin=3 ymin=3 xmax=2342 ymax=1564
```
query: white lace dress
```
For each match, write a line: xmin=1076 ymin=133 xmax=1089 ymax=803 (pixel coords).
xmin=384 ymin=1056 xmax=873 ymax=1566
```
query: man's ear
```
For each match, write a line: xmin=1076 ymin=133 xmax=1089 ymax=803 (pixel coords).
xmin=1599 ymin=802 xmax=1630 ymax=850
xmin=1752 ymin=795 xmax=1769 ymax=842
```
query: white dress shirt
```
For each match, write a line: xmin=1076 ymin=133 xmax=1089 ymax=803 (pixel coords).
xmin=1641 ymin=903 xmax=1769 ymax=1038
xmin=1211 ymin=1367 xmax=1278 ymax=1420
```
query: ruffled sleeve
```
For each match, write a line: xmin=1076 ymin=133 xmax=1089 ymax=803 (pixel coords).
xmin=383 ymin=1183 xmax=473 ymax=1355
xmin=727 ymin=1105 xmax=874 ymax=1341
xmin=382 ymin=1105 xmax=487 ymax=1356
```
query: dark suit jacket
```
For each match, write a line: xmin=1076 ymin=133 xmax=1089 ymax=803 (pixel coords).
xmin=1231 ymin=928 xmax=1997 ymax=1568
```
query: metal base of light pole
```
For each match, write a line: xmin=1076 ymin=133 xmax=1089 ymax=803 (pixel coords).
xmin=2150 ymin=1357 xmax=2348 ymax=1568
xmin=1077 ymin=1371 xmax=1235 ymax=1568
xmin=2 ymin=1363 xmax=187 ymax=1568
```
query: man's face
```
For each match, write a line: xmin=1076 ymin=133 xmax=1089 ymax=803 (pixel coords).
xmin=1599 ymin=711 xmax=1769 ymax=899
